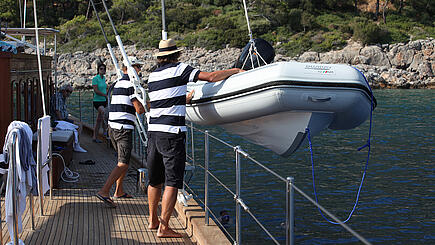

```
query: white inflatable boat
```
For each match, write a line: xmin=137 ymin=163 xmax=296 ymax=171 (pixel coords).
xmin=186 ymin=62 xmax=376 ymax=156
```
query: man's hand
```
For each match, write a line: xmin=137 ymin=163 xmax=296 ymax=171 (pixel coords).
xmin=132 ymin=98 xmax=145 ymax=114
xmin=186 ymin=90 xmax=195 ymax=104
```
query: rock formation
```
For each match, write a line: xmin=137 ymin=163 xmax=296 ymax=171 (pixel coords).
xmin=54 ymin=38 xmax=434 ymax=89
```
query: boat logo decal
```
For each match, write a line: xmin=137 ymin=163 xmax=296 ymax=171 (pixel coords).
xmin=304 ymin=64 xmax=335 ymax=75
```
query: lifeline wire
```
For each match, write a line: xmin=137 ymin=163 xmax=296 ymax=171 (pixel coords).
xmin=307 ymin=69 xmax=374 ymax=224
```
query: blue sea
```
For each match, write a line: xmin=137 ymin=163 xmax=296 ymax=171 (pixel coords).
xmin=70 ymin=89 xmax=434 ymax=244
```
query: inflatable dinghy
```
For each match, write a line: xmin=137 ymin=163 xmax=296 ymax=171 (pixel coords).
xmin=186 ymin=61 xmax=376 ymax=156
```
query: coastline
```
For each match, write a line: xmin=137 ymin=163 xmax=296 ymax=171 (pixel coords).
xmin=54 ymin=38 xmax=434 ymax=89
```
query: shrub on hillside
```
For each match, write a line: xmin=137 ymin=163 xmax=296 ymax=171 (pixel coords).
xmin=352 ymin=18 xmax=390 ymax=45
xmin=280 ymin=32 xmax=312 ymax=57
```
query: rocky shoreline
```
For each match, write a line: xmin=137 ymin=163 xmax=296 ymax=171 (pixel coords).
xmin=55 ymin=38 xmax=434 ymax=89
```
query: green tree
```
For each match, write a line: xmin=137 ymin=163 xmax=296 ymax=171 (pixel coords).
xmin=0 ymin=0 xmax=21 ymax=28
xmin=111 ymin=0 xmax=148 ymax=24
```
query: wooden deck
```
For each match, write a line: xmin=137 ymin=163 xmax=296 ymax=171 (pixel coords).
xmin=1 ymin=133 xmax=195 ymax=244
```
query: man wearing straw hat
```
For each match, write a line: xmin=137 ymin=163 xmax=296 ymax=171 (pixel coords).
xmin=146 ymin=38 xmax=243 ymax=238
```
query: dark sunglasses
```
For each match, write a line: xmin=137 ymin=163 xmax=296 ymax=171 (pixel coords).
xmin=99 ymin=67 xmax=106 ymax=70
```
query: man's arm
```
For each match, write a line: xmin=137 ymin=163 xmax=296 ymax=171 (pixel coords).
xmin=132 ymin=98 xmax=145 ymax=114
xmin=198 ymin=68 xmax=243 ymax=83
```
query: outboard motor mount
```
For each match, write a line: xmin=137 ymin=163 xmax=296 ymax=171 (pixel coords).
xmin=234 ymin=38 xmax=275 ymax=70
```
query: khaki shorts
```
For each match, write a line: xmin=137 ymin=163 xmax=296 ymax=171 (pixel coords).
xmin=108 ymin=127 xmax=133 ymax=164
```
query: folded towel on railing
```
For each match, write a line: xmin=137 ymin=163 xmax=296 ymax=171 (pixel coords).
xmin=2 ymin=121 xmax=37 ymax=240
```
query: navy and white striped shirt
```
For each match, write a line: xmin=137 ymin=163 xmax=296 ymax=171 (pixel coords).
xmin=108 ymin=74 xmax=137 ymax=130
xmin=147 ymin=62 xmax=200 ymax=134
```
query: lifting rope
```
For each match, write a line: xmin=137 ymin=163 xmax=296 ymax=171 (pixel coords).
xmin=306 ymin=69 xmax=374 ymax=224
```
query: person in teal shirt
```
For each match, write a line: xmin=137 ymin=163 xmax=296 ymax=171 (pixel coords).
xmin=92 ymin=63 xmax=108 ymax=142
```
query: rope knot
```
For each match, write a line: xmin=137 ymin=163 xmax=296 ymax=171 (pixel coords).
xmin=357 ymin=140 xmax=370 ymax=151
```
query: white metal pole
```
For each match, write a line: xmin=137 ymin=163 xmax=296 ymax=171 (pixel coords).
xmin=161 ymin=0 xmax=167 ymax=40
xmin=33 ymin=0 xmax=47 ymax=116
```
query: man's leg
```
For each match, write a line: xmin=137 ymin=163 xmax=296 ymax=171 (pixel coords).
xmin=148 ymin=184 xmax=162 ymax=229
xmin=98 ymin=162 xmax=128 ymax=198
xmin=157 ymin=186 xmax=182 ymax=238
xmin=114 ymin=166 xmax=129 ymax=197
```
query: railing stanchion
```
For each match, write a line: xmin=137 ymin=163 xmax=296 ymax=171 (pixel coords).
xmin=286 ymin=177 xmax=295 ymax=245
xmin=11 ymin=133 xmax=19 ymax=245
xmin=235 ymin=146 xmax=242 ymax=245
xmin=133 ymin=128 xmax=137 ymax=154
xmin=190 ymin=122 xmax=195 ymax=166
xmin=92 ymin=92 xmax=95 ymax=126
xmin=0 ymin=185 xmax=2 ymax=245
xmin=29 ymin=193 xmax=35 ymax=230
xmin=79 ymin=90 xmax=82 ymax=122
xmin=37 ymin=127 xmax=44 ymax=216
xmin=204 ymin=130 xmax=209 ymax=225
xmin=138 ymin=125 xmax=142 ymax=156
xmin=49 ymin=130 xmax=53 ymax=199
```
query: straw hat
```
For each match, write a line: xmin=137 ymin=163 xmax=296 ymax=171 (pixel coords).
xmin=154 ymin=39 xmax=182 ymax=57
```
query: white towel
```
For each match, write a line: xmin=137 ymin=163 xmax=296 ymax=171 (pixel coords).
xmin=38 ymin=116 xmax=51 ymax=195
xmin=54 ymin=120 xmax=87 ymax=152
xmin=4 ymin=122 xmax=34 ymax=241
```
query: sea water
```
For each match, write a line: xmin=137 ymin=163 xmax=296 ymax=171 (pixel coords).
xmin=185 ymin=89 xmax=434 ymax=244
xmin=70 ymin=89 xmax=434 ymax=244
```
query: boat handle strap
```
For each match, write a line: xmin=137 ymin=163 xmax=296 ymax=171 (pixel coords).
xmin=307 ymin=96 xmax=331 ymax=102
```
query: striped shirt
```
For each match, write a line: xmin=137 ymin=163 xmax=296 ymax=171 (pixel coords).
xmin=108 ymin=74 xmax=137 ymax=130
xmin=147 ymin=62 xmax=200 ymax=134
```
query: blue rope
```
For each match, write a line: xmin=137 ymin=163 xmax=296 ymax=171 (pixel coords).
xmin=307 ymin=67 xmax=374 ymax=224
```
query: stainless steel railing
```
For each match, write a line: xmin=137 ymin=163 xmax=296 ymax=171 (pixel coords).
xmin=185 ymin=124 xmax=371 ymax=245
xmin=3 ymin=121 xmax=54 ymax=244
xmin=68 ymin=88 xmax=371 ymax=244
xmin=5 ymin=131 xmax=34 ymax=245
xmin=68 ymin=88 xmax=147 ymax=162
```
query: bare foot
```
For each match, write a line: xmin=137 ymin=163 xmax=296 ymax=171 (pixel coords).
xmin=148 ymin=220 xmax=159 ymax=230
xmin=157 ymin=226 xmax=182 ymax=238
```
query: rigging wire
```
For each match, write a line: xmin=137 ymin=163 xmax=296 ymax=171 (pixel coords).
xmin=240 ymin=0 xmax=268 ymax=70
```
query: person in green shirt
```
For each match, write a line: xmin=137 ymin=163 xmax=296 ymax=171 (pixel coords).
xmin=92 ymin=63 xmax=108 ymax=143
